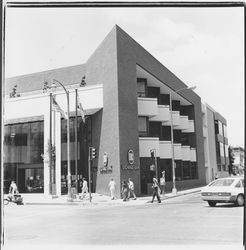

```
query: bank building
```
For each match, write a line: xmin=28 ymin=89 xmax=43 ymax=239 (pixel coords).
xmin=4 ymin=25 xmax=229 ymax=198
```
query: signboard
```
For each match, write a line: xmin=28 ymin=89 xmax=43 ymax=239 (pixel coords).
xmin=150 ymin=164 xmax=156 ymax=171
xmin=121 ymin=165 xmax=140 ymax=170
xmin=103 ymin=152 xmax=108 ymax=167
xmin=127 ymin=149 xmax=134 ymax=165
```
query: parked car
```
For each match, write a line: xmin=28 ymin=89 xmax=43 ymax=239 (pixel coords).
xmin=201 ymin=176 xmax=244 ymax=207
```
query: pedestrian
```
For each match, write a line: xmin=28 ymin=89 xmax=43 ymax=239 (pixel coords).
xmin=151 ymin=176 xmax=161 ymax=203
xmin=9 ymin=180 xmax=18 ymax=200
xmin=121 ymin=180 xmax=129 ymax=202
xmin=160 ymin=171 xmax=166 ymax=197
xmin=128 ymin=178 xmax=137 ymax=200
xmin=108 ymin=177 xmax=116 ymax=200
xmin=79 ymin=178 xmax=88 ymax=200
xmin=214 ymin=173 xmax=219 ymax=180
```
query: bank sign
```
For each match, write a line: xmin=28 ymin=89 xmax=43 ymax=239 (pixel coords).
xmin=127 ymin=149 xmax=134 ymax=165
xmin=121 ymin=149 xmax=139 ymax=170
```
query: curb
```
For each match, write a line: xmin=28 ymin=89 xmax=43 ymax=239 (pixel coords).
xmin=23 ymin=189 xmax=201 ymax=206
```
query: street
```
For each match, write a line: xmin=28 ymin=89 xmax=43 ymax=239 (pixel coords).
xmin=3 ymin=193 xmax=244 ymax=248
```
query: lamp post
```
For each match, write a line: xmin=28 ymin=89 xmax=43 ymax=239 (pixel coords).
xmin=169 ymin=86 xmax=196 ymax=194
xmin=52 ymin=79 xmax=72 ymax=201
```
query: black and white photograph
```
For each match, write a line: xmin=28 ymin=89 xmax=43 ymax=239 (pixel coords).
xmin=1 ymin=1 xmax=245 ymax=250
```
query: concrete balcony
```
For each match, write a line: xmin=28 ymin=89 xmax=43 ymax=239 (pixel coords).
xmin=139 ymin=137 xmax=160 ymax=157
xmin=162 ymin=110 xmax=180 ymax=126
xmin=190 ymin=148 xmax=197 ymax=162
xmin=175 ymin=115 xmax=189 ymax=130
xmin=159 ymin=141 xmax=172 ymax=159
xmin=174 ymin=143 xmax=182 ymax=160
xmin=182 ymin=120 xmax=195 ymax=133
xmin=149 ymin=105 xmax=169 ymax=122
xmin=181 ymin=145 xmax=191 ymax=161
xmin=137 ymin=97 xmax=158 ymax=117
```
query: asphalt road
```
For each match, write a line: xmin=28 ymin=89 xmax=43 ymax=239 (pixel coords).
xmin=3 ymin=193 xmax=244 ymax=248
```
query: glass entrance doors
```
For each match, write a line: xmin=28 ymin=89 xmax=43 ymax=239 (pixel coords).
xmin=17 ymin=167 xmax=44 ymax=193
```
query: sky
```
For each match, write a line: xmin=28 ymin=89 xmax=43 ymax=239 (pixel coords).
xmin=5 ymin=5 xmax=244 ymax=147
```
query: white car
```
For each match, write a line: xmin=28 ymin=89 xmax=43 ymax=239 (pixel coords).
xmin=201 ymin=176 xmax=244 ymax=207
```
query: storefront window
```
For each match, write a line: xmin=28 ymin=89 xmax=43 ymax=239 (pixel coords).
xmin=191 ymin=162 xmax=197 ymax=179
xmin=183 ymin=161 xmax=191 ymax=180
xmin=175 ymin=160 xmax=182 ymax=181
xmin=4 ymin=121 xmax=44 ymax=193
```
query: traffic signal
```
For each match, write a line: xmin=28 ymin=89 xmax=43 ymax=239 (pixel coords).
xmin=150 ymin=150 xmax=155 ymax=161
xmin=91 ymin=147 xmax=97 ymax=160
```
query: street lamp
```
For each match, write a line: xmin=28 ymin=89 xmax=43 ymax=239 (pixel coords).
xmin=170 ymin=86 xmax=196 ymax=194
xmin=52 ymin=79 xmax=72 ymax=201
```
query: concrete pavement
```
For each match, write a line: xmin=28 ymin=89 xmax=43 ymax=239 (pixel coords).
xmin=14 ymin=186 xmax=203 ymax=206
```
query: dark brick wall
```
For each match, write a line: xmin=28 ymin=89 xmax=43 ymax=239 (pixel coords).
xmin=86 ymin=26 xmax=122 ymax=197
xmin=116 ymin=26 xmax=141 ymax=196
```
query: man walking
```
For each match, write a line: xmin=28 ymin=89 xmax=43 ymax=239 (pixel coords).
xmin=80 ymin=178 xmax=88 ymax=200
xmin=108 ymin=177 xmax=116 ymax=200
xmin=128 ymin=178 xmax=137 ymax=200
xmin=151 ymin=176 xmax=161 ymax=203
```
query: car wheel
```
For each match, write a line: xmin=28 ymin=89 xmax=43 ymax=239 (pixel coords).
xmin=236 ymin=194 xmax=244 ymax=206
xmin=208 ymin=201 xmax=216 ymax=207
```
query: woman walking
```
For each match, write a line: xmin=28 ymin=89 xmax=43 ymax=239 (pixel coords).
xmin=108 ymin=177 xmax=116 ymax=200
xmin=151 ymin=176 xmax=161 ymax=203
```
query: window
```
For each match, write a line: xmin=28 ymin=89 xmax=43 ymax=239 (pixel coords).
xmin=223 ymin=124 xmax=228 ymax=138
xmin=220 ymin=142 xmax=225 ymax=157
xmin=147 ymin=87 xmax=160 ymax=103
xmin=149 ymin=122 xmax=161 ymax=138
xmin=159 ymin=94 xmax=170 ymax=105
xmin=235 ymin=180 xmax=242 ymax=188
xmin=209 ymin=179 xmax=234 ymax=187
xmin=183 ymin=161 xmax=191 ymax=179
xmin=218 ymin=121 xmax=223 ymax=136
xmin=225 ymin=144 xmax=229 ymax=157
xmin=138 ymin=117 xmax=148 ymax=137
xmin=191 ymin=162 xmax=197 ymax=179
xmin=173 ymin=130 xmax=181 ymax=143
xmin=161 ymin=126 xmax=171 ymax=141
xmin=137 ymin=78 xmax=147 ymax=97
xmin=175 ymin=161 xmax=182 ymax=181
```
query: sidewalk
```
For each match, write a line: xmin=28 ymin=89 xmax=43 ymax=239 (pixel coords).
xmin=20 ymin=186 xmax=203 ymax=206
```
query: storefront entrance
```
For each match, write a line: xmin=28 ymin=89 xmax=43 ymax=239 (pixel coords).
xmin=17 ymin=164 xmax=44 ymax=193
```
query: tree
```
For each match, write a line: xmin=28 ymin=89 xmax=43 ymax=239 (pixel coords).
xmin=228 ymin=146 xmax=235 ymax=175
